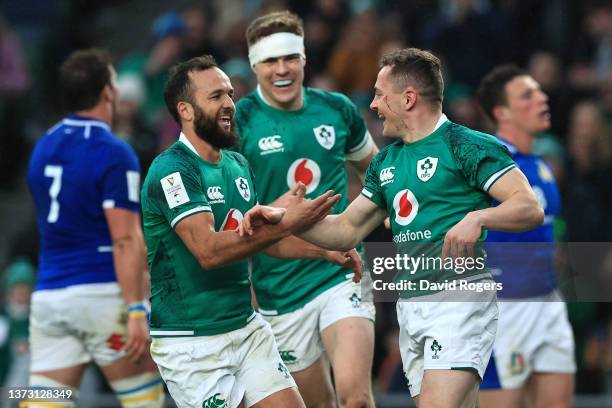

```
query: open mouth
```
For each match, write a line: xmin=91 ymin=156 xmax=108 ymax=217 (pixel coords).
xmin=273 ymin=80 xmax=294 ymax=88
xmin=218 ymin=113 xmax=233 ymax=128
xmin=539 ymin=109 xmax=550 ymax=120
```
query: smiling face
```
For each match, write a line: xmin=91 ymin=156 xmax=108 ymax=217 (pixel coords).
xmin=500 ymin=75 xmax=550 ymax=135
xmin=253 ymin=53 xmax=305 ymax=111
xmin=186 ymin=67 xmax=238 ymax=148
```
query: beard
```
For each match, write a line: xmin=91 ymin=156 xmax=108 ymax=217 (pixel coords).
xmin=193 ymin=106 xmax=238 ymax=149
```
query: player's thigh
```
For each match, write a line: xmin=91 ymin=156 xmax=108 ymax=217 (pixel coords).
xmin=319 ymin=279 xmax=375 ymax=380
xmin=150 ymin=335 xmax=243 ymax=408
xmin=398 ymin=288 xmax=498 ymax=400
xmin=30 ymin=365 xmax=88 ymax=389
xmin=320 ymin=317 xmax=374 ymax=401
xmin=263 ymin=301 xmax=324 ymax=373
xmin=250 ymin=387 xmax=305 ymax=408
xmin=419 ymin=369 xmax=480 ymax=408
xmin=526 ymin=373 xmax=574 ymax=408
xmin=291 ymin=357 xmax=335 ymax=408
xmin=29 ymin=289 xmax=91 ymax=387
xmin=479 ymin=389 xmax=525 ymax=408
xmin=235 ymin=315 xmax=300 ymax=408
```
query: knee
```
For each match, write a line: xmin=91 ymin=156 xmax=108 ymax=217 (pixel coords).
xmin=337 ymin=392 xmax=373 ymax=408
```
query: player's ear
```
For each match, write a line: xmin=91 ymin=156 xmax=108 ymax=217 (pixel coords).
xmin=404 ymin=88 xmax=417 ymax=111
xmin=102 ymin=84 xmax=115 ymax=104
xmin=177 ymin=101 xmax=194 ymax=122
xmin=492 ymin=105 xmax=508 ymax=123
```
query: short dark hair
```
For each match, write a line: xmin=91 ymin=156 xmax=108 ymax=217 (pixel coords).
xmin=379 ymin=48 xmax=444 ymax=107
xmin=246 ymin=11 xmax=304 ymax=47
xmin=476 ymin=64 xmax=527 ymax=122
xmin=164 ymin=55 xmax=218 ymax=124
xmin=59 ymin=49 xmax=113 ymax=112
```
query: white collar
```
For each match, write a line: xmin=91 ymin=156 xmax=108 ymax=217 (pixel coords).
xmin=433 ymin=113 xmax=448 ymax=132
xmin=178 ymin=132 xmax=198 ymax=156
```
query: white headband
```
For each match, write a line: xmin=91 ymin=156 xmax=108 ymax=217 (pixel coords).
xmin=248 ymin=32 xmax=305 ymax=67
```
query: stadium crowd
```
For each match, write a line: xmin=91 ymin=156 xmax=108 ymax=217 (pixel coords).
xmin=0 ymin=0 xmax=611 ymax=405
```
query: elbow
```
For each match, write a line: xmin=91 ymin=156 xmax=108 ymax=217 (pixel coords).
xmin=198 ymin=253 xmax=224 ymax=270
xmin=533 ymin=205 xmax=545 ymax=228
xmin=525 ymin=200 xmax=545 ymax=230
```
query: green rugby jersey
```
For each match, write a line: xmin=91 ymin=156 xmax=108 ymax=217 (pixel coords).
xmin=362 ymin=116 xmax=516 ymax=298
xmin=141 ymin=134 xmax=258 ymax=336
xmin=235 ymin=87 xmax=371 ymax=315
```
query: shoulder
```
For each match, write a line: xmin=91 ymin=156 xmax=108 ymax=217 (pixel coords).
xmin=444 ymin=122 xmax=505 ymax=149
xmin=235 ymin=92 xmax=260 ymax=122
xmin=223 ymin=149 xmax=250 ymax=167
xmin=370 ymin=141 xmax=401 ymax=168
xmin=147 ymin=144 xmax=197 ymax=180
xmin=306 ymin=88 xmax=356 ymax=110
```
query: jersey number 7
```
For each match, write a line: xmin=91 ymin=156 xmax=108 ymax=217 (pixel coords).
xmin=44 ymin=165 xmax=63 ymax=223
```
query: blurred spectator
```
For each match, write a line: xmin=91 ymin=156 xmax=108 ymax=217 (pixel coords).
xmin=528 ymin=51 xmax=576 ymax=137
xmin=119 ymin=11 xmax=185 ymax=127
xmin=569 ymin=2 xmax=612 ymax=91
xmin=221 ymin=58 xmax=255 ymax=101
xmin=181 ymin=5 xmax=226 ymax=62
xmin=562 ymin=100 xmax=612 ymax=241
xmin=420 ymin=0 xmax=515 ymax=88
xmin=0 ymin=15 xmax=31 ymax=189
xmin=114 ymin=74 xmax=159 ymax=175
xmin=0 ymin=257 xmax=35 ymax=387
xmin=327 ymin=9 xmax=382 ymax=105
xmin=300 ymin=0 xmax=350 ymax=81
xmin=444 ymin=83 xmax=483 ymax=130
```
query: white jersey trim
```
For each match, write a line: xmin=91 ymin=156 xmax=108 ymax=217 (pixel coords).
xmin=347 ymin=131 xmax=375 ymax=161
xmin=62 ymin=118 xmax=111 ymax=132
xmin=97 ymin=246 xmax=113 ymax=253
xmin=170 ymin=206 xmax=212 ymax=228
xmin=433 ymin=113 xmax=449 ymax=131
xmin=483 ymin=164 xmax=516 ymax=192
xmin=258 ymin=308 xmax=279 ymax=316
xmin=150 ymin=330 xmax=195 ymax=336
xmin=178 ymin=132 xmax=199 ymax=156
xmin=361 ymin=188 xmax=373 ymax=198
xmin=102 ymin=199 xmax=115 ymax=209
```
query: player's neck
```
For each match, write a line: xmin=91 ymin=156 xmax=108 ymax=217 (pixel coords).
xmin=182 ymin=130 xmax=221 ymax=163
xmin=75 ymin=105 xmax=112 ymax=125
xmin=400 ymin=109 xmax=444 ymax=144
xmin=258 ymin=85 xmax=304 ymax=111
xmin=496 ymin=125 xmax=534 ymax=154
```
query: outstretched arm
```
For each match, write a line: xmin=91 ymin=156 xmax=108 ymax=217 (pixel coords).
xmin=176 ymin=190 xmax=340 ymax=269
xmin=263 ymin=235 xmax=363 ymax=282
xmin=298 ymin=195 xmax=387 ymax=251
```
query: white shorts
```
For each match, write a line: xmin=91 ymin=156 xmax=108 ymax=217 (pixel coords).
xmin=150 ymin=314 xmax=296 ymax=408
xmin=396 ymin=288 xmax=498 ymax=397
xmin=262 ymin=279 xmax=375 ymax=372
xmin=29 ymin=283 xmax=128 ymax=372
xmin=483 ymin=290 xmax=576 ymax=389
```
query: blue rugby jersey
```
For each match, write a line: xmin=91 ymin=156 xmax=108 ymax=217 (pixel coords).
xmin=27 ymin=114 xmax=141 ymax=290
xmin=486 ymin=137 xmax=560 ymax=298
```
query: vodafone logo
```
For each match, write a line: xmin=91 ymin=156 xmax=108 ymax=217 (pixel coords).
xmin=392 ymin=189 xmax=419 ymax=226
xmin=287 ymin=158 xmax=321 ymax=194
xmin=220 ymin=209 xmax=244 ymax=231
